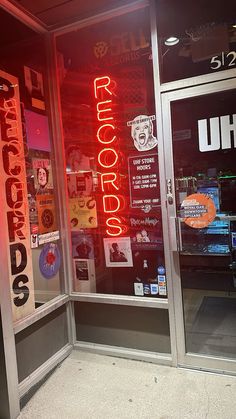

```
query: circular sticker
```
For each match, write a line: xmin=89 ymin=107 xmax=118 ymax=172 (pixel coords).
xmin=39 ymin=243 xmax=61 ymax=279
xmin=157 ymin=265 xmax=165 ymax=275
xmin=181 ymin=193 xmax=216 ymax=229
xmin=41 ymin=209 xmax=54 ymax=228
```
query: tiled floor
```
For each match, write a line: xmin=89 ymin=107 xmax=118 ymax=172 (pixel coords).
xmin=19 ymin=350 xmax=236 ymax=419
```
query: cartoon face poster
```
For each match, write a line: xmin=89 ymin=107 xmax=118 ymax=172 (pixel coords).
xmin=127 ymin=115 xmax=157 ymax=152
xmin=129 ymin=212 xmax=163 ymax=250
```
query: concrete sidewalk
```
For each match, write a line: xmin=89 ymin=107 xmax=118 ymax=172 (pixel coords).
xmin=19 ymin=350 xmax=236 ymax=419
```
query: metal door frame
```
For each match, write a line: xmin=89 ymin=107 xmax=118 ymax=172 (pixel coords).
xmin=162 ymin=77 xmax=236 ymax=374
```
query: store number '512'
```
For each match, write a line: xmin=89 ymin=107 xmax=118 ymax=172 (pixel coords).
xmin=210 ymin=51 xmax=236 ymax=70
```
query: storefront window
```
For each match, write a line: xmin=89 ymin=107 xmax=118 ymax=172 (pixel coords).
xmin=56 ymin=8 xmax=167 ymax=297
xmin=156 ymin=0 xmax=236 ymax=83
xmin=0 ymin=10 xmax=64 ymax=322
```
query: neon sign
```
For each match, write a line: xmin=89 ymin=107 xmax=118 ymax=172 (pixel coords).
xmin=94 ymin=76 xmax=126 ymax=236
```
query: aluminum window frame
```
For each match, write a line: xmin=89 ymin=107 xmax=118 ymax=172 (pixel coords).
xmin=162 ymin=76 xmax=236 ymax=374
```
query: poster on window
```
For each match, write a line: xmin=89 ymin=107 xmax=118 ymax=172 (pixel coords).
xmin=103 ymin=237 xmax=133 ymax=267
xmin=24 ymin=66 xmax=45 ymax=111
xmin=71 ymin=232 xmax=94 ymax=259
xmin=25 ymin=110 xmax=51 ymax=152
xmin=32 ymin=157 xmax=54 ymax=194
xmin=69 ymin=197 xmax=97 ymax=229
xmin=130 ymin=211 xmax=163 ymax=250
xmin=67 ymin=171 xmax=93 ymax=198
xmin=128 ymin=153 xmax=160 ymax=210
xmin=74 ymin=259 xmax=89 ymax=280
xmin=73 ymin=259 xmax=96 ymax=292
xmin=36 ymin=194 xmax=57 ymax=234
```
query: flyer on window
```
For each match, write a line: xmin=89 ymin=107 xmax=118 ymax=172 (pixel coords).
xmin=73 ymin=259 xmax=96 ymax=292
xmin=69 ymin=196 xmax=97 ymax=230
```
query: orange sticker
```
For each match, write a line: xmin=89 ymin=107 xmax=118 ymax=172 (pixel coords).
xmin=180 ymin=193 xmax=216 ymax=229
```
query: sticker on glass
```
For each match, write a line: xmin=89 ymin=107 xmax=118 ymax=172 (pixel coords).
xmin=127 ymin=115 xmax=157 ymax=152
xmin=39 ymin=243 xmax=61 ymax=279
xmin=180 ymin=193 xmax=216 ymax=229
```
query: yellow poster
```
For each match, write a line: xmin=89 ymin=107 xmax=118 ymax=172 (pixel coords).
xmin=69 ymin=197 xmax=97 ymax=230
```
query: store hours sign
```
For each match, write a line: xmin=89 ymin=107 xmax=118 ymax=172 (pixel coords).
xmin=0 ymin=70 xmax=35 ymax=321
xmin=128 ymin=154 xmax=160 ymax=210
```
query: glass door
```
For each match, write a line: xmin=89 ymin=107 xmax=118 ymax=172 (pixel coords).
xmin=163 ymin=78 xmax=236 ymax=372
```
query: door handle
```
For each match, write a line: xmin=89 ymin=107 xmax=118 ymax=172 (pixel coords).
xmin=169 ymin=216 xmax=182 ymax=252
xmin=166 ymin=178 xmax=182 ymax=251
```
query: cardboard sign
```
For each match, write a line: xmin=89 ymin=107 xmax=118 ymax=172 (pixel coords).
xmin=0 ymin=70 xmax=35 ymax=321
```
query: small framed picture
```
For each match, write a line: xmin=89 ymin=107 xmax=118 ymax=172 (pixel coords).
xmin=103 ymin=237 xmax=133 ymax=268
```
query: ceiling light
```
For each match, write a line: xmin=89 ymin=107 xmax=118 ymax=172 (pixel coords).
xmin=233 ymin=24 xmax=236 ymax=28
xmin=164 ymin=36 xmax=180 ymax=46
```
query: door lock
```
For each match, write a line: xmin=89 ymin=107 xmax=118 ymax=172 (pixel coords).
xmin=166 ymin=178 xmax=174 ymax=205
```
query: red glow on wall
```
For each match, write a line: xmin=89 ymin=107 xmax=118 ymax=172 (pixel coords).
xmin=94 ymin=75 xmax=125 ymax=236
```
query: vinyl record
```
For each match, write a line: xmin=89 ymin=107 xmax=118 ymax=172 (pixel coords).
xmin=39 ymin=243 xmax=61 ymax=279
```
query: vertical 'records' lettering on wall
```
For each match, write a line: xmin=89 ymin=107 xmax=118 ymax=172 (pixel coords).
xmin=0 ymin=70 xmax=35 ymax=321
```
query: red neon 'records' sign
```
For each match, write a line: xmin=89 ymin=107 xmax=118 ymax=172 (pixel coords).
xmin=94 ymin=76 xmax=125 ymax=236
